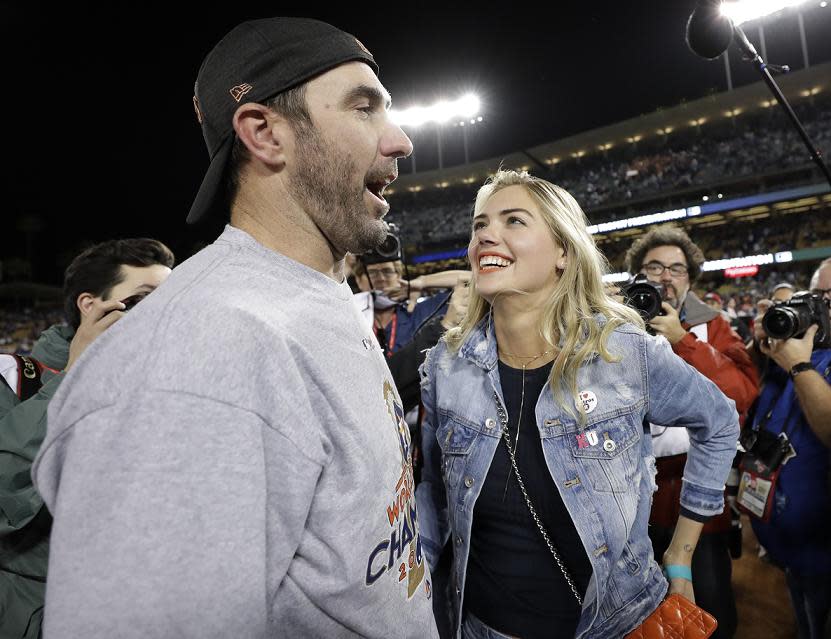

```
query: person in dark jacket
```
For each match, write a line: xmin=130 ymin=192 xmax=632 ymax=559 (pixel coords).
xmin=0 ymin=238 xmax=172 ymax=639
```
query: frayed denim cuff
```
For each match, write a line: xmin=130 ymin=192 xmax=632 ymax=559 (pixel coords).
xmin=680 ymin=479 xmax=724 ymax=518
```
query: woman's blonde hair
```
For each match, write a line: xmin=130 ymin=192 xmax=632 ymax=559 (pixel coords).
xmin=445 ymin=169 xmax=645 ymax=422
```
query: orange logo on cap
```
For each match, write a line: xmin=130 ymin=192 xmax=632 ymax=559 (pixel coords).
xmin=192 ymin=96 xmax=203 ymax=124
xmin=230 ymin=83 xmax=253 ymax=102
xmin=354 ymin=38 xmax=372 ymax=57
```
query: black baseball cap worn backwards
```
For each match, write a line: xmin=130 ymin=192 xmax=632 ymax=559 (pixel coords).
xmin=188 ymin=17 xmax=378 ymax=224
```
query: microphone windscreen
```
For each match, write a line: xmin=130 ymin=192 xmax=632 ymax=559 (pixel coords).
xmin=686 ymin=1 xmax=734 ymax=59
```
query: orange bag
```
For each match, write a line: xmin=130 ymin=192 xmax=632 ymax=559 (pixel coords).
xmin=624 ymin=594 xmax=718 ymax=639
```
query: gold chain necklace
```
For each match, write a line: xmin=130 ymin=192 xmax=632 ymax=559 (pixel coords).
xmin=498 ymin=347 xmax=553 ymax=498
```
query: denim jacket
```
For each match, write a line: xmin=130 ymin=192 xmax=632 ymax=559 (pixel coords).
xmin=415 ymin=317 xmax=740 ymax=638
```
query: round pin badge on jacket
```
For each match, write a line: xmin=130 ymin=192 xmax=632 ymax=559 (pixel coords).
xmin=577 ymin=390 xmax=597 ymax=414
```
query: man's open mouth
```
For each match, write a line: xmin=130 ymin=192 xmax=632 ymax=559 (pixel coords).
xmin=365 ymin=174 xmax=396 ymax=204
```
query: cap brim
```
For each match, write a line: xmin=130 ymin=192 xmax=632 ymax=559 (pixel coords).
xmin=187 ymin=135 xmax=233 ymax=225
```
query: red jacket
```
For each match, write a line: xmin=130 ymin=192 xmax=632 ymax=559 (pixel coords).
xmin=672 ymin=313 xmax=759 ymax=416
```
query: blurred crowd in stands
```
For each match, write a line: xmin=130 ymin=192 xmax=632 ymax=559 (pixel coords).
xmin=388 ymin=94 xmax=831 ymax=245
xmin=0 ymin=308 xmax=65 ymax=356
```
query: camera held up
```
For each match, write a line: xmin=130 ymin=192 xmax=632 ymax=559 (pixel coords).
xmin=762 ymin=291 xmax=831 ymax=349
xmin=360 ymin=223 xmax=402 ymax=266
xmin=620 ymin=274 xmax=666 ymax=322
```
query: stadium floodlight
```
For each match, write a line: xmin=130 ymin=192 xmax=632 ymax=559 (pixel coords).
xmin=391 ymin=93 xmax=481 ymax=128
xmin=720 ymin=0 xmax=810 ymax=25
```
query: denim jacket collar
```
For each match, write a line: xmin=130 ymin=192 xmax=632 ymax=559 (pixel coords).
xmin=457 ymin=315 xmax=499 ymax=371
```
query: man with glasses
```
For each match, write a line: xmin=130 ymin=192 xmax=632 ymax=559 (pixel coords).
xmin=624 ymin=226 xmax=759 ymax=639
xmin=750 ymin=258 xmax=831 ymax=639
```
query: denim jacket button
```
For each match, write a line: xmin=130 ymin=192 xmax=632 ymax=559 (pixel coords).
xmin=464 ymin=476 xmax=474 ymax=488
xmin=485 ymin=418 xmax=496 ymax=429
xmin=456 ymin=536 xmax=463 ymax=545
xmin=603 ymin=439 xmax=616 ymax=452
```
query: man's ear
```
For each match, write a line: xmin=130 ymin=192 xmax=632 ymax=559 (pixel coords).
xmin=232 ymin=102 xmax=291 ymax=170
xmin=76 ymin=292 xmax=96 ymax=319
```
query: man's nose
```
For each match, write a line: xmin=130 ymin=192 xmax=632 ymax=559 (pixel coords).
xmin=660 ymin=269 xmax=673 ymax=282
xmin=380 ymin=121 xmax=413 ymax=159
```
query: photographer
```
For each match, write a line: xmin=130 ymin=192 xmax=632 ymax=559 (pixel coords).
xmin=747 ymin=282 xmax=795 ymax=375
xmin=748 ymin=258 xmax=831 ymax=639
xmin=350 ymin=228 xmax=471 ymax=416
xmin=624 ymin=227 xmax=759 ymax=639
xmin=358 ymin=225 xmax=469 ymax=357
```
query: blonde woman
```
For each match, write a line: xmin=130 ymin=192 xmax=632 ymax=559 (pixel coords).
xmin=415 ymin=170 xmax=739 ymax=639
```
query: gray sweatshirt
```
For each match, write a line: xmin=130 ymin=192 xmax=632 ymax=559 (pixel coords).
xmin=33 ymin=226 xmax=439 ymax=638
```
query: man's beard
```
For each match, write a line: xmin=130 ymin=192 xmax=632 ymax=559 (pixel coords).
xmin=287 ymin=123 xmax=387 ymax=255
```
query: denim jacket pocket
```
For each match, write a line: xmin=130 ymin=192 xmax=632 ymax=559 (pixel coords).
xmin=568 ymin=408 xmax=642 ymax=494
xmin=436 ymin=410 xmax=477 ymax=490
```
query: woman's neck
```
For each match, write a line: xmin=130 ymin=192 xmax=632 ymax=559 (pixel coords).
xmin=492 ymin=299 xmax=555 ymax=368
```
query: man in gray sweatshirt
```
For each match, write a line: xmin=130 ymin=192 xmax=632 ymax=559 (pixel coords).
xmin=33 ymin=17 xmax=439 ymax=638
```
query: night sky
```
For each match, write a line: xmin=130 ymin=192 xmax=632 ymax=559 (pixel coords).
xmin=4 ymin=2 xmax=831 ymax=284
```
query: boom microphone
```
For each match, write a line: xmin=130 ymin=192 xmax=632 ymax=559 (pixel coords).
xmin=686 ymin=0 xmax=734 ymax=59
xmin=683 ymin=0 xmax=831 ymax=187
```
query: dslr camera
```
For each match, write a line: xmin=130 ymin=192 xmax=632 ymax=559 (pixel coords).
xmin=619 ymin=274 xmax=666 ymax=321
xmin=360 ymin=223 xmax=402 ymax=265
xmin=762 ymin=291 xmax=831 ymax=349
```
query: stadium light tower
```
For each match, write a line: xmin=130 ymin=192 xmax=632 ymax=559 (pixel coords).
xmin=391 ymin=93 xmax=481 ymax=171
xmin=457 ymin=116 xmax=484 ymax=164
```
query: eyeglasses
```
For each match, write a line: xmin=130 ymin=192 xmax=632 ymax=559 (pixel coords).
xmin=367 ymin=268 xmax=398 ymax=278
xmin=643 ymin=261 xmax=689 ymax=277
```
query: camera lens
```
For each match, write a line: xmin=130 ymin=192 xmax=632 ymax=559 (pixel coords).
xmin=632 ymin=292 xmax=657 ymax=314
xmin=623 ymin=280 xmax=664 ymax=321
xmin=763 ymin=307 xmax=799 ymax=339
xmin=378 ymin=234 xmax=399 ymax=258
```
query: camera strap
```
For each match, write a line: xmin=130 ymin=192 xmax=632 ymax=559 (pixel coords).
xmin=387 ymin=313 xmax=398 ymax=354
xmin=736 ymin=410 xmax=792 ymax=520
xmin=10 ymin=355 xmax=45 ymax=401
xmin=374 ymin=312 xmax=398 ymax=358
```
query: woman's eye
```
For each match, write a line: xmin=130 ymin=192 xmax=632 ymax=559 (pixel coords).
xmin=472 ymin=221 xmax=486 ymax=231
xmin=507 ymin=216 xmax=525 ymax=225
